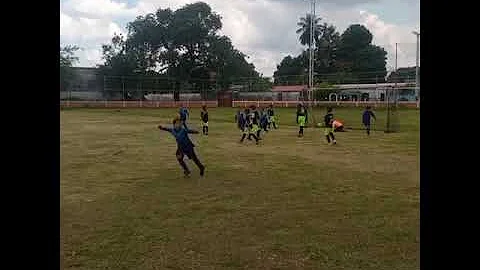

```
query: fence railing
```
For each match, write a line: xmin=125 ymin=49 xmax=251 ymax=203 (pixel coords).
xmin=232 ymin=100 xmax=418 ymax=108
xmin=60 ymin=72 xmax=420 ymax=108
xmin=60 ymin=100 xmax=218 ymax=108
xmin=60 ymin=100 xmax=419 ymax=109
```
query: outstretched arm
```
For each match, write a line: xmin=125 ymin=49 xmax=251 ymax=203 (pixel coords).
xmin=187 ymin=128 xmax=199 ymax=134
xmin=158 ymin=125 xmax=173 ymax=132
xmin=371 ymin=111 xmax=377 ymax=120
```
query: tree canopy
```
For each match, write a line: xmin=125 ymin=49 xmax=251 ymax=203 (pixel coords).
xmin=99 ymin=1 xmax=267 ymax=97
xmin=60 ymin=45 xmax=79 ymax=91
xmin=275 ymin=21 xmax=388 ymax=85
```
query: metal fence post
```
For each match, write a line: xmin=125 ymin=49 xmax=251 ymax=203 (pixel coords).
xmin=67 ymin=89 xmax=71 ymax=107
xmin=103 ymin=75 xmax=107 ymax=108
xmin=139 ymin=78 xmax=142 ymax=108
xmin=122 ymin=76 xmax=125 ymax=108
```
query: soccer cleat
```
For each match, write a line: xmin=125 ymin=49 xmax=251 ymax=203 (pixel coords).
xmin=333 ymin=140 xmax=337 ymax=145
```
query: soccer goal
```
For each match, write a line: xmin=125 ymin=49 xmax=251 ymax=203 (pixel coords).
xmin=385 ymin=88 xmax=400 ymax=133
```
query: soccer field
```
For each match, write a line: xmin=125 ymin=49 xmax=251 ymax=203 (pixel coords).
xmin=60 ymin=107 xmax=419 ymax=270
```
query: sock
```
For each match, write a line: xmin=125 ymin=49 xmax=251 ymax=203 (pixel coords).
xmin=326 ymin=135 xmax=331 ymax=143
xmin=274 ymin=122 xmax=277 ymax=129
xmin=367 ymin=128 xmax=370 ymax=135
xmin=256 ymin=130 xmax=261 ymax=139
xmin=329 ymin=132 xmax=336 ymax=142
xmin=299 ymin=126 xmax=304 ymax=135
xmin=205 ymin=126 xmax=208 ymax=135
xmin=240 ymin=133 xmax=246 ymax=142
xmin=250 ymin=133 xmax=259 ymax=143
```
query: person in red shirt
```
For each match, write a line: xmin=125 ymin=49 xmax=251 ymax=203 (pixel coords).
xmin=332 ymin=119 xmax=345 ymax=132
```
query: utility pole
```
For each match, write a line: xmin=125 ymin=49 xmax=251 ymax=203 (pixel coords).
xmin=308 ymin=0 xmax=316 ymax=102
xmin=412 ymin=31 xmax=420 ymax=106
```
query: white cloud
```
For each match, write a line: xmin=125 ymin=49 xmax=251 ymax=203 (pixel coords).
xmin=359 ymin=10 xmax=419 ymax=69
xmin=61 ymin=0 xmax=138 ymax=18
xmin=60 ymin=0 xmax=419 ymax=76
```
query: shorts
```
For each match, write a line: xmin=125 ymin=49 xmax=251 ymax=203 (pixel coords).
xmin=250 ymin=124 xmax=259 ymax=133
xmin=297 ymin=115 xmax=306 ymax=127
xmin=176 ymin=147 xmax=195 ymax=160
xmin=324 ymin=127 xmax=334 ymax=136
xmin=202 ymin=121 xmax=208 ymax=127
xmin=269 ymin=116 xmax=275 ymax=123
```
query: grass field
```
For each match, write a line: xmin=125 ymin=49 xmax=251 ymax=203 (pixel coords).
xmin=60 ymin=107 xmax=419 ymax=270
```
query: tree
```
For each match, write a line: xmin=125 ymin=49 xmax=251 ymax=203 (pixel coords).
xmin=296 ymin=14 xmax=322 ymax=47
xmin=60 ymin=45 xmax=79 ymax=91
xmin=273 ymin=52 xmax=308 ymax=85
xmin=315 ymin=23 xmax=340 ymax=76
xmin=100 ymin=1 xmax=259 ymax=100
xmin=99 ymin=34 xmax=139 ymax=76
xmin=335 ymin=24 xmax=387 ymax=83
xmin=281 ymin=17 xmax=388 ymax=85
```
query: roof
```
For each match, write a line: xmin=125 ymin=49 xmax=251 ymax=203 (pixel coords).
xmin=334 ymin=82 xmax=412 ymax=89
xmin=272 ymin=85 xmax=307 ymax=92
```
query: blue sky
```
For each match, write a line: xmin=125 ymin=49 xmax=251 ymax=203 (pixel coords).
xmin=60 ymin=0 xmax=420 ymax=76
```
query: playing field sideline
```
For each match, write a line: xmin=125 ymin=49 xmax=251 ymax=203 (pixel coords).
xmin=60 ymin=108 xmax=419 ymax=270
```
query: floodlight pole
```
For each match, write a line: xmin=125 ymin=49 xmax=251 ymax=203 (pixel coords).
xmin=412 ymin=31 xmax=420 ymax=107
xmin=308 ymin=0 xmax=316 ymax=102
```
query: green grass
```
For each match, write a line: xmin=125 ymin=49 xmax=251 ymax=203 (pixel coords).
xmin=61 ymin=107 xmax=419 ymax=270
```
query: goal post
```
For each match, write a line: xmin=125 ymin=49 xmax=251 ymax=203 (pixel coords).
xmin=385 ymin=87 xmax=400 ymax=133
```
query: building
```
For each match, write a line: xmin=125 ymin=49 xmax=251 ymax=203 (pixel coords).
xmin=60 ymin=67 xmax=103 ymax=100
xmin=271 ymin=85 xmax=308 ymax=101
xmin=334 ymin=82 xmax=417 ymax=101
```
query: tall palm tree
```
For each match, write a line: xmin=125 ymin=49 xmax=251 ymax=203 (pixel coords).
xmin=296 ymin=14 xmax=323 ymax=47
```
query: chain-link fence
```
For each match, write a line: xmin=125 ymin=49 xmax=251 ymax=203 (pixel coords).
xmin=60 ymin=70 xmax=419 ymax=108
xmin=60 ymin=73 xmax=220 ymax=108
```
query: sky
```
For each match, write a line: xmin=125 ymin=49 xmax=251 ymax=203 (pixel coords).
xmin=60 ymin=0 xmax=420 ymax=77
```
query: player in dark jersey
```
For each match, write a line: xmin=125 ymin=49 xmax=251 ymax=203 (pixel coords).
xmin=260 ymin=107 xmax=269 ymax=132
xmin=158 ymin=117 xmax=205 ymax=177
xmin=324 ymin=107 xmax=337 ymax=144
xmin=266 ymin=104 xmax=278 ymax=129
xmin=362 ymin=106 xmax=376 ymax=135
xmin=240 ymin=107 xmax=260 ymax=144
xmin=249 ymin=105 xmax=262 ymax=139
xmin=200 ymin=105 xmax=209 ymax=135
xmin=296 ymin=103 xmax=308 ymax=137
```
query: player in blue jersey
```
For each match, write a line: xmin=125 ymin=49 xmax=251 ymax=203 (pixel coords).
xmin=178 ymin=104 xmax=189 ymax=129
xmin=158 ymin=117 xmax=205 ymax=177
xmin=362 ymin=106 xmax=377 ymax=135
